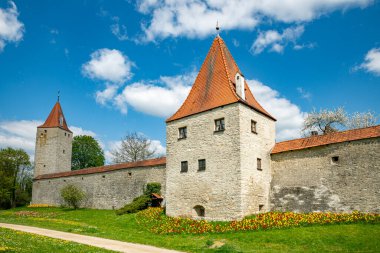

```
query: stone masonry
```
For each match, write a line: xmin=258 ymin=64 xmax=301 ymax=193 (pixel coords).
xmin=271 ymin=138 xmax=380 ymax=213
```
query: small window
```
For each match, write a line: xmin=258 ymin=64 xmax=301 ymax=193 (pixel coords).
xmin=198 ymin=159 xmax=206 ymax=171
xmin=251 ymin=120 xmax=257 ymax=134
xmin=102 ymin=175 xmax=106 ymax=178
xmin=68 ymin=134 xmax=70 ymax=138
xmin=63 ymin=149 xmax=65 ymax=154
xmin=215 ymin=118 xmax=225 ymax=132
xmin=43 ymin=164 xmax=46 ymax=167
xmin=259 ymin=204 xmax=264 ymax=211
xmin=128 ymin=172 xmax=132 ymax=177
xmin=65 ymin=133 xmax=67 ymax=136
xmin=181 ymin=161 xmax=188 ymax=173
xmin=331 ymin=156 xmax=339 ymax=164
xmin=59 ymin=116 xmax=64 ymax=126
xmin=257 ymin=158 xmax=262 ymax=171
xmin=44 ymin=130 xmax=47 ymax=133
xmin=178 ymin=127 xmax=187 ymax=139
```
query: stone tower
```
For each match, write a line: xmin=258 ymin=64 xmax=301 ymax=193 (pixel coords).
xmin=165 ymin=36 xmax=276 ymax=221
xmin=33 ymin=100 xmax=72 ymax=177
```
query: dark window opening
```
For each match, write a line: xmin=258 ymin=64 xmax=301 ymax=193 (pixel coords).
xmin=257 ymin=158 xmax=262 ymax=171
xmin=215 ymin=118 xmax=225 ymax=132
xmin=102 ymin=175 xmax=106 ymax=178
xmin=332 ymin=156 xmax=339 ymax=164
xmin=259 ymin=205 xmax=264 ymax=211
xmin=65 ymin=133 xmax=67 ymax=136
xmin=43 ymin=165 xmax=46 ymax=167
xmin=128 ymin=172 xmax=132 ymax=177
xmin=181 ymin=161 xmax=188 ymax=173
xmin=63 ymin=150 xmax=65 ymax=154
xmin=178 ymin=127 xmax=187 ymax=139
xmin=44 ymin=130 xmax=47 ymax=133
xmin=198 ymin=159 xmax=206 ymax=171
xmin=251 ymin=120 xmax=257 ymax=134
xmin=194 ymin=205 xmax=205 ymax=217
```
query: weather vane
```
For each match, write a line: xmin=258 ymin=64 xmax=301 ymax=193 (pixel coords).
xmin=216 ymin=20 xmax=220 ymax=36
xmin=57 ymin=90 xmax=60 ymax=102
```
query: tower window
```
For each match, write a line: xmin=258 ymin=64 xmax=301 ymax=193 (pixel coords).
xmin=178 ymin=127 xmax=187 ymax=139
xmin=59 ymin=116 xmax=64 ymax=126
xmin=65 ymin=133 xmax=67 ymax=136
xmin=68 ymin=134 xmax=70 ymax=137
xmin=181 ymin=161 xmax=188 ymax=173
xmin=128 ymin=172 xmax=132 ymax=177
xmin=251 ymin=120 xmax=257 ymax=134
xmin=63 ymin=149 xmax=65 ymax=154
xmin=257 ymin=158 xmax=262 ymax=171
xmin=44 ymin=130 xmax=47 ymax=133
xmin=194 ymin=205 xmax=205 ymax=217
xmin=214 ymin=118 xmax=225 ymax=132
xmin=198 ymin=159 xmax=206 ymax=171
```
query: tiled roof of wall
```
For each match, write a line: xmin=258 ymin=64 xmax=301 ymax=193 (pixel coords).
xmin=34 ymin=157 xmax=166 ymax=180
xmin=271 ymin=125 xmax=380 ymax=154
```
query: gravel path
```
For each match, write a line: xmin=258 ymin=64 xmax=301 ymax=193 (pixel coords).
xmin=0 ymin=223 xmax=185 ymax=253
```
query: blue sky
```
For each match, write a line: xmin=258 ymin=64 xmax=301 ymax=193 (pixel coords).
xmin=0 ymin=0 xmax=379 ymax=162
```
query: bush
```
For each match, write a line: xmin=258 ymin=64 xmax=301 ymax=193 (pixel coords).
xmin=116 ymin=195 xmax=151 ymax=215
xmin=144 ymin=182 xmax=161 ymax=196
xmin=60 ymin=184 xmax=85 ymax=209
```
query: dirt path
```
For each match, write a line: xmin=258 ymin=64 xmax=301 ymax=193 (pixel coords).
xmin=0 ymin=223 xmax=185 ymax=253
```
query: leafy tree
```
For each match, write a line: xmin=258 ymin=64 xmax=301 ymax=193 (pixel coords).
xmin=111 ymin=132 xmax=156 ymax=163
xmin=303 ymin=107 xmax=378 ymax=136
xmin=71 ymin=135 xmax=105 ymax=170
xmin=0 ymin=147 xmax=31 ymax=208
xmin=60 ymin=184 xmax=86 ymax=209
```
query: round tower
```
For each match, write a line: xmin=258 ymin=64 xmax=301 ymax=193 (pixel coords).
xmin=34 ymin=100 xmax=72 ymax=177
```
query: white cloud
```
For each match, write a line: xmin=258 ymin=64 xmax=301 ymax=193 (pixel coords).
xmin=136 ymin=0 xmax=371 ymax=41
xmin=96 ymin=85 xmax=119 ymax=105
xmin=0 ymin=1 xmax=24 ymax=51
xmin=251 ymin=25 xmax=304 ymax=54
xmin=110 ymin=17 xmax=128 ymax=41
xmin=113 ymin=71 xmax=196 ymax=117
xmin=357 ymin=48 xmax=380 ymax=76
xmin=247 ymin=79 xmax=306 ymax=141
xmin=0 ymin=120 xmax=97 ymax=160
xmin=297 ymin=87 xmax=312 ymax=100
xmin=82 ymin=49 xmax=134 ymax=83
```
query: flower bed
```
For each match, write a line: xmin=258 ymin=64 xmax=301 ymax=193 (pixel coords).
xmin=136 ymin=208 xmax=380 ymax=234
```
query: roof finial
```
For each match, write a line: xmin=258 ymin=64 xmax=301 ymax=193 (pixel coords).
xmin=57 ymin=90 xmax=60 ymax=102
xmin=216 ymin=20 xmax=220 ymax=36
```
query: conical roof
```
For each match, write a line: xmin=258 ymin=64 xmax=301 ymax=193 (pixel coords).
xmin=167 ymin=36 xmax=275 ymax=122
xmin=38 ymin=101 xmax=72 ymax=132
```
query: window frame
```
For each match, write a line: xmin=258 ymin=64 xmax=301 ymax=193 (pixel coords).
xmin=180 ymin=161 xmax=188 ymax=173
xmin=214 ymin=118 xmax=225 ymax=132
xmin=257 ymin=158 xmax=262 ymax=171
xmin=251 ymin=120 xmax=257 ymax=134
xmin=178 ymin=126 xmax=187 ymax=140
xmin=198 ymin=159 xmax=206 ymax=171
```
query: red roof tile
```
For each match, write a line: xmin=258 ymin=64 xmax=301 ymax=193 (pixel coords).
xmin=34 ymin=157 xmax=166 ymax=180
xmin=271 ymin=125 xmax=380 ymax=154
xmin=166 ymin=36 xmax=275 ymax=122
xmin=38 ymin=101 xmax=71 ymax=132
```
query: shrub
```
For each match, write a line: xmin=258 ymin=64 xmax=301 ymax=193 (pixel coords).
xmin=60 ymin=184 xmax=85 ymax=209
xmin=144 ymin=182 xmax=161 ymax=196
xmin=116 ymin=195 xmax=151 ymax=215
xmin=116 ymin=182 xmax=161 ymax=215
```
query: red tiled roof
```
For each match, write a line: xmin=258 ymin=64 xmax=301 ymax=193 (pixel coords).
xmin=166 ymin=36 xmax=275 ymax=122
xmin=38 ymin=101 xmax=71 ymax=132
xmin=34 ymin=157 xmax=166 ymax=180
xmin=271 ymin=125 xmax=380 ymax=154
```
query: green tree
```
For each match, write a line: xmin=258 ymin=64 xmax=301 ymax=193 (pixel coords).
xmin=71 ymin=135 xmax=105 ymax=170
xmin=60 ymin=184 xmax=86 ymax=209
xmin=0 ymin=147 xmax=31 ymax=208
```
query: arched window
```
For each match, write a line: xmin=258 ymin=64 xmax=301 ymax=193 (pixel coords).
xmin=194 ymin=205 xmax=205 ymax=217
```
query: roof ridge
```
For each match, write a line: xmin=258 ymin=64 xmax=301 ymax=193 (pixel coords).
xmin=216 ymin=36 xmax=240 ymax=101
xmin=275 ymin=125 xmax=380 ymax=144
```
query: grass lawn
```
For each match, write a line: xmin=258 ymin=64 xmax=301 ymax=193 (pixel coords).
xmin=0 ymin=207 xmax=379 ymax=253
xmin=0 ymin=227 xmax=113 ymax=253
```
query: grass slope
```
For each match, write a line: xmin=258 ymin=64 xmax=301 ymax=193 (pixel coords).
xmin=0 ymin=207 xmax=379 ymax=253
xmin=0 ymin=227 xmax=113 ymax=253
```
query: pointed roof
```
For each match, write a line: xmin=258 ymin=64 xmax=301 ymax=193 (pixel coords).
xmin=38 ymin=101 xmax=72 ymax=132
xmin=166 ymin=36 xmax=275 ymax=122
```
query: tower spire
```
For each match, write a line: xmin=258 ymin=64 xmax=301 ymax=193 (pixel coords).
xmin=216 ymin=20 xmax=220 ymax=36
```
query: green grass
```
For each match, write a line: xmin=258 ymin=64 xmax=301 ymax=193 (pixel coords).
xmin=0 ymin=227 xmax=113 ymax=253
xmin=0 ymin=207 xmax=379 ymax=253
